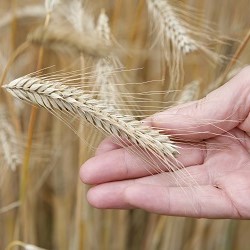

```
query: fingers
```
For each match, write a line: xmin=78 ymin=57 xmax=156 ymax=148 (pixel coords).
xmin=95 ymin=136 xmax=122 ymax=156
xmin=87 ymin=182 xmax=239 ymax=218
xmin=95 ymin=67 xmax=250 ymax=156
xmin=123 ymin=184 xmax=239 ymax=218
xmin=134 ymin=164 xmax=209 ymax=187
xmin=86 ymin=164 xmax=210 ymax=209
xmin=80 ymin=142 xmax=206 ymax=185
xmin=86 ymin=181 xmax=135 ymax=209
xmin=85 ymin=167 xmax=207 ymax=209
xmin=148 ymin=66 xmax=250 ymax=140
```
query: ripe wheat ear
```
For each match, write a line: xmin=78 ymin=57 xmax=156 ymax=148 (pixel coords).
xmin=3 ymin=75 xmax=180 ymax=172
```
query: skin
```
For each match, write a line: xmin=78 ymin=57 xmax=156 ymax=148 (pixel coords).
xmin=80 ymin=66 xmax=250 ymax=219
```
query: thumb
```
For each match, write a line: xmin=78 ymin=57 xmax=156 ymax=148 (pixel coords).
xmin=148 ymin=66 xmax=250 ymax=140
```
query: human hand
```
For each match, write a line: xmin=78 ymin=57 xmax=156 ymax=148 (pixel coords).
xmin=80 ymin=66 xmax=250 ymax=219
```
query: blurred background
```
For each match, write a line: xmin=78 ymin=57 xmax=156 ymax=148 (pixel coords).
xmin=0 ymin=0 xmax=250 ymax=249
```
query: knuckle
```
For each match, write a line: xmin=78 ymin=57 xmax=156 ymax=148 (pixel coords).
xmin=237 ymin=65 xmax=250 ymax=84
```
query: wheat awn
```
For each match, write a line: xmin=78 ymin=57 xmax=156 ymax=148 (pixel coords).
xmin=3 ymin=75 xmax=180 ymax=173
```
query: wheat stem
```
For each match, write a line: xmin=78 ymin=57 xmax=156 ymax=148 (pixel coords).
xmin=127 ymin=0 xmax=146 ymax=68
xmin=18 ymin=11 xmax=52 ymax=243
xmin=221 ymin=28 xmax=250 ymax=83
xmin=10 ymin=0 xmax=17 ymax=50
xmin=130 ymin=0 xmax=145 ymax=42
xmin=111 ymin=0 xmax=123 ymax=31
xmin=20 ymin=12 xmax=51 ymax=201
xmin=0 ymin=42 xmax=29 ymax=87
xmin=206 ymin=28 xmax=250 ymax=94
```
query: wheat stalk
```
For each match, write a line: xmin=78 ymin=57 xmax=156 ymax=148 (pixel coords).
xmin=3 ymin=75 xmax=179 ymax=170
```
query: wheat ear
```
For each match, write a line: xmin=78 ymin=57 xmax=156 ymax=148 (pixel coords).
xmin=65 ymin=0 xmax=95 ymax=33
xmin=0 ymin=106 xmax=21 ymax=171
xmin=27 ymin=25 xmax=112 ymax=58
xmin=45 ymin=0 xmax=60 ymax=14
xmin=177 ymin=80 xmax=200 ymax=105
xmin=147 ymin=0 xmax=196 ymax=87
xmin=3 ymin=75 xmax=178 ymax=168
xmin=147 ymin=0 xmax=197 ymax=54
xmin=96 ymin=9 xmax=111 ymax=45
xmin=0 ymin=5 xmax=45 ymax=29
xmin=147 ymin=0 xmax=220 ymax=87
xmin=5 ymin=240 xmax=46 ymax=250
xmin=94 ymin=10 xmax=127 ymax=112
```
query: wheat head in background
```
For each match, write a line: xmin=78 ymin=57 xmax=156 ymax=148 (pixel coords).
xmin=0 ymin=0 xmax=250 ymax=249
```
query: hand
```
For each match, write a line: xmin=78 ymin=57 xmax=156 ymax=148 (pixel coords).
xmin=80 ymin=66 xmax=250 ymax=219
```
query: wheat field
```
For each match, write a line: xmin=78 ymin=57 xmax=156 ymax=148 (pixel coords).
xmin=0 ymin=0 xmax=250 ymax=249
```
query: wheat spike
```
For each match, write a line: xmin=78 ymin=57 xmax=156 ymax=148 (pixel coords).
xmin=96 ymin=9 xmax=111 ymax=44
xmin=45 ymin=0 xmax=60 ymax=13
xmin=0 ymin=5 xmax=45 ymax=29
xmin=6 ymin=241 xmax=47 ymax=250
xmin=94 ymin=59 xmax=120 ymax=110
xmin=27 ymin=25 xmax=112 ymax=58
xmin=0 ymin=106 xmax=21 ymax=171
xmin=66 ymin=0 xmax=95 ymax=33
xmin=94 ymin=10 xmax=123 ymax=111
xmin=147 ymin=0 xmax=197 ymax=54
xmin=3 ymin=75 xmax=178 ymax=170
xmin=177 ymin=80 xmax=200 ymax=104
xmin=147 ymin=0 xmax=220 ymax=87
xmin=94 ymin=10 xmax=139 ymax=116
xmin=147 ymin=0 xmax=195 ymax=86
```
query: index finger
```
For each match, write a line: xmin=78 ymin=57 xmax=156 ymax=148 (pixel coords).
xmin=148 ymin=67 xmax=250 ymax=140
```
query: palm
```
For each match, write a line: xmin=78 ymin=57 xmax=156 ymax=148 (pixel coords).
xmin=179 ymin=127 xmax=250 ymax=218
xmin=80 ymin=127 xmax=250 ymax=219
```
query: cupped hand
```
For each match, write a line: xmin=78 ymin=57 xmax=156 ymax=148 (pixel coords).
xmin=80 ymin=66 xmax=250 ymax=219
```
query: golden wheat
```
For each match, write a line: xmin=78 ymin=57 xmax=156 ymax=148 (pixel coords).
xmin=147 ymin=0 xmax=221 ymax=87
xmin=27 ymin=25 xmax=112 ymax=58
xmin=1 ymin=0 xmax=250 ymax=249
xmin=0 ymin=5 xmax=45 ymax=29
xmin=0 ymin=106 xmax=21 ymax=171
xmin=3 ymin=75 xmax=180 ymax=172
xmin=177 ymin=80 xmax=200 ymax=104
